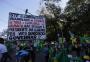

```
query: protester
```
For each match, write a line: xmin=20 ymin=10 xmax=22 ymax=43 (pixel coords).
xmin=16 ymin=49 xmax=29 ymax=62
xmin=30 ymin=44 xmax=36 ymax=62
xmin=43 ymin=43 xmax=49 ymax=62
xmin=0 ymin=38 xmax=8 ymax=62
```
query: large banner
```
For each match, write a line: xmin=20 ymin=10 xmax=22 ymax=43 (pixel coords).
xmin=8 ymin=12 xmax=46 ymax=41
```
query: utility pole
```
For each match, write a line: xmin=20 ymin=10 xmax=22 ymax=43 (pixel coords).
xmin=25 ymin=9 xmax=36 ymax=46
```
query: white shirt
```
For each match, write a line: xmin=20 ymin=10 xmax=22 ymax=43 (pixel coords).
xmin=0 ymin=44 xmax=7 ymax=53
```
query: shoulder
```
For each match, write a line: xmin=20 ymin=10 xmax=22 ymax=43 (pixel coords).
xmin=0 ymin=44 xmax=6 ymax=46
xmin=0 ymin=44 xmax=7 ymax=49
xmin=0 ymin=44 xmax=7 ymax=53
xmin=0 ymin=44 xmax=4 ymax=47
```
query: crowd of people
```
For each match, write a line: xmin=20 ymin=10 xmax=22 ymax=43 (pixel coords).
xmin=0 ymin=38 xmax=36 ymax=62
xmin=0 ymin=37 xmax=90 ymax=62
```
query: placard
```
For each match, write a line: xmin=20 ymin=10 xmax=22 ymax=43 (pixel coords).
xmin=8 ymin=12 xmax=46 ymax=41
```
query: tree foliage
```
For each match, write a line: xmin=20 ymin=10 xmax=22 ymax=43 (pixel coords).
xmin=39 ymin=0 xmax=90 ymax=42
xmin=39 ymin=0 xmax=62 ymax=41
xmin=65 ymin=0 xmax=90 ymax=34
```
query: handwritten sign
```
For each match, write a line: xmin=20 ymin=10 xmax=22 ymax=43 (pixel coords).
xmin=8 ymin=12 xmax=46 ymax=41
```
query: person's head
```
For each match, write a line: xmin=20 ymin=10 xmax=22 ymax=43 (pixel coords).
xmin=0 ymin=38 xmax=4 ymax=44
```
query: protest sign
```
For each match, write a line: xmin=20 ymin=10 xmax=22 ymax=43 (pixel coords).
xmin=8 ymin=12 xmax=46 ymax=41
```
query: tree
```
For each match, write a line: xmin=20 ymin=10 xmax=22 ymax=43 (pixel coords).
xmin=64 ymin=0 xmax=90 ymax=35
xmin=39 ymin=0 xmax=62 ymax=41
